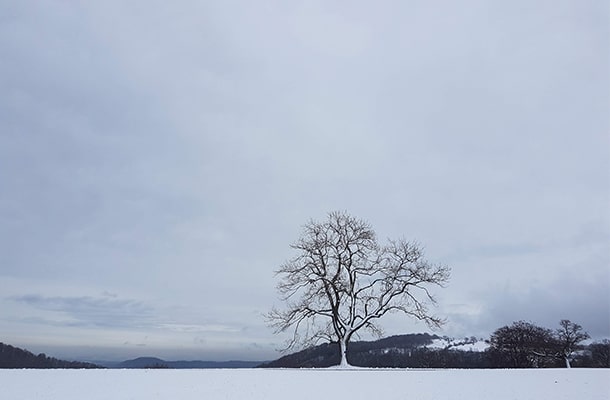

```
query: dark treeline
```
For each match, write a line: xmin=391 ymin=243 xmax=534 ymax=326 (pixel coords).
xmin=261 ymin=325 xmax=610 ymax=369
xmin=486 ymin=320 xmax=609 ymax=368
xmin=2 ymin=319 xmax=608 ymax=369
xmin=260 ymin=333 xmax=489 ymax=368
xmin=0 ymin=342 xmax=101 ymax=369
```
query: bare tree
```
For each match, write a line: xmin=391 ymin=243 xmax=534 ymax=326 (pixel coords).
xmin=590 ymin=339 xmax=610 ymax=368
xmin=556 ymin=319 xmax=590 ymax=368
xmin=487 ymin=321 xmax=557 ymax=368
xmin=268 ymin=211 xmax=450 ymax=367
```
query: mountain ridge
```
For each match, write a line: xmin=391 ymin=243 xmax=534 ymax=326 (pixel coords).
xmin=259 ymin=333 xmax=489 ymax=368
xmin=103 ymin=357 xmax=263 ymax=369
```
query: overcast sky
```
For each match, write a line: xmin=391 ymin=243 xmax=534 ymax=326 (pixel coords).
xmin=1 ymin=0 xmax=608 ymax=362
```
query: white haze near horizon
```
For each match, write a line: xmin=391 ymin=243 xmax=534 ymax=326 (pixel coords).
xmin=0 ymin=0 xmax=608 ymax=362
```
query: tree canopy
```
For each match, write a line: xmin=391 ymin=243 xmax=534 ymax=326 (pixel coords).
xmin=268 ymin=211 xmax=450 ymax=366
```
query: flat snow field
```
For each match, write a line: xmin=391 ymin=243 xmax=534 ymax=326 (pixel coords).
xmin=1 ymin=368 xmax=608 ymax=400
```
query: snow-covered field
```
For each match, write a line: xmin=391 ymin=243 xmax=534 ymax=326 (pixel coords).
xmin=1 ymin=368 xmax=608 ymax=399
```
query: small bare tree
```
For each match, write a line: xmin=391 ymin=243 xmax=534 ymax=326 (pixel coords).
xmin=556 ymin=319 xmax=589 ymax=368
xmin=268 ymin=211 xmax=450 ymax=367
xmin=590 ymin=339 xmax=610 ymax=367
xmin=487 ymin=321 xmax=557 ymax=368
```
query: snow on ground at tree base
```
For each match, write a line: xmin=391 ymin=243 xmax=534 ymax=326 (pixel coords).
xmin=2 ymin=368 xmax=608 ymax=400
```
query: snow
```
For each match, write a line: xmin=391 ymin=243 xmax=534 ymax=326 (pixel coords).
xmin=1 ymin=368 xmax=608 ymax=399
xmin=426 ymin=338 xmax=490 ymax=352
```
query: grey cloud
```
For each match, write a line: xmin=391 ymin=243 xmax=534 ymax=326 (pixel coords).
xmin=9 ymin=294 xmax=154 ymax=329
xmin=474 ymin=273 xmax=610 ymax=340
xmin=448 ymin=222 xmax=610 ymax=264
xmin=0 ymin=0 xmax=607 ymax=360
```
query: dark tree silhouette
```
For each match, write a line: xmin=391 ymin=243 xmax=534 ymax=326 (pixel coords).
xmin=589 ymin=339 xmax=610 ymax=368
xmin=268 ymin=211 xmax=450 ymax=367
xmin=487 ymin=321 xmax=557 ymax=368
xmin=555 ymin=319 xmax=590 ymax=368
xmin=0 ymin=342 xmax=101 ymax=369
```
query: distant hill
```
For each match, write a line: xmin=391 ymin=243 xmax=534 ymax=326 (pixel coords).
xmin=0 ymin=342 xmax=101 ymax=369
xmin=116 ymin=357 xmax=263 ymax=369
xmin=260 ymin=333 xmax=488 ymax=368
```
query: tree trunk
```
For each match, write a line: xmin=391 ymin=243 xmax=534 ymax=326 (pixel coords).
xmin=564 ymin=356 xmax=571 ymax=368
xmin=339 ymin=338 xmax=350 ymax=367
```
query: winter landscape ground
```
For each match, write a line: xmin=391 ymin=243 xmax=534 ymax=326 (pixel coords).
xmin=1 ymin=368 xmax=608 ymax=400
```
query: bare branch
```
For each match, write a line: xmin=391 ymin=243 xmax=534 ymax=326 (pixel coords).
xmin=267 ymin=211 xmax=451 ymax=364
